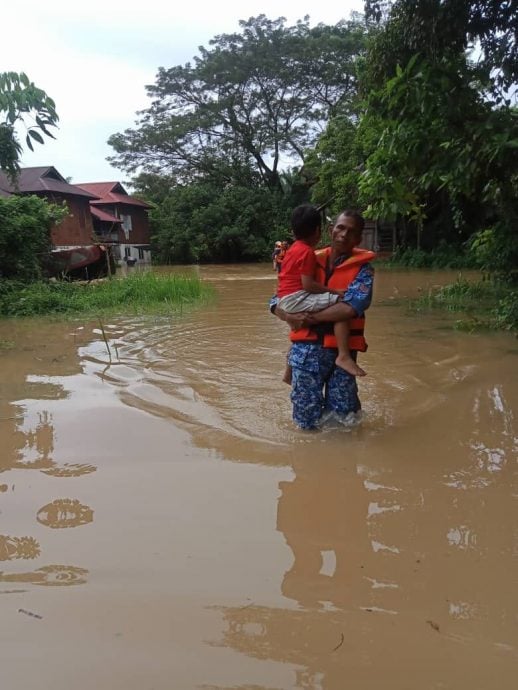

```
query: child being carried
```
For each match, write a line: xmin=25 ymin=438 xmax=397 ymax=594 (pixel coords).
xmin=277 ymin=204 xmax=366 ymax=379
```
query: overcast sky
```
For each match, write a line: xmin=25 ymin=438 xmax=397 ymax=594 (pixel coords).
xmin=2 ymin=0 xmax=364 ymax=185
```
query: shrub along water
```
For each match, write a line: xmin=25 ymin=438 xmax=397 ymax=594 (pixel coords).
xmin=409 ymin=280 xmax=518 ymax=333
xmin=0 ymin=272 xmax=214 ymax=318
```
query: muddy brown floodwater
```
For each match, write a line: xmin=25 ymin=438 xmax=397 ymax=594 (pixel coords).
xmin=0 ymin=264 xmax=517 ymax=690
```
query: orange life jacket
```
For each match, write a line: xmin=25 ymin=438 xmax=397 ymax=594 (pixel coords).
xmin=289 ymin=246 xmax=375 ymax=351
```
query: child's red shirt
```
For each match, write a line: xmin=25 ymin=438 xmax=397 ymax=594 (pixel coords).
xmin=277 ymin=240 xmax=316 ymax=298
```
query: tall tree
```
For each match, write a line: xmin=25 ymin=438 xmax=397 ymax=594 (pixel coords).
xmin=0 ymin=72 xmax=58 ymax=180
xmin=364 ymin=0 xmax=517 ymax=102
xmin=355 ymin=0 xmax=518 ymax=277
xmin=108 ymin=15 xmax=367 ymax=191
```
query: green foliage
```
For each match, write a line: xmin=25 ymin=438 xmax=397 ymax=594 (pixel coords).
xmin=305 ymin=116 xmax=362 ymax=212
xmin=364 ymin=1 xmax=518 ymax=102
xmin=409 ymin=278 xmax=518 ymax=332
xmin=492 ymin=291 xmax=518 ymax=332
xmin=0 ymin=273 xmax=213 ymax=318
xmin=108 ymin=15 xmax=370 ymax=264
xmin=108 ymin=15 xmax=367 ymax=189
xmin=145 ymin=177 xmax=292 ymax=264
xmin=357 ymin=54 xmax=516 ymax=224
xmin=0 ymin=195 xmax=66 ymax=281
xmin=341 ymin=1 xmax=518 ymax=280
xmin=468 ymin=223 xmax=518 ymax=284
xmin=0 ymin=72 xmax=58 ymax=179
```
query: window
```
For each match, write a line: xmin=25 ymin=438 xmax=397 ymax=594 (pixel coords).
xmin=138 ymin=247 xmax=145 ymax=260
xmin=124 ymin=246 xmax=131 ymax=257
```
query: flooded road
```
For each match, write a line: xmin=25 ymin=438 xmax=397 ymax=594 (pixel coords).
xmin=1 ymin=264 xmax=517 ymax=689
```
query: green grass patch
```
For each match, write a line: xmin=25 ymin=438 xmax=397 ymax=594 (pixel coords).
xmin=0 ymin=273 xmax=214 ymax=318
xmin=409 ymin=279 xmax=518 ymax=332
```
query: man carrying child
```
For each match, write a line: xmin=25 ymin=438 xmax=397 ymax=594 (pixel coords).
xmin=272 ymin=205 xmax=375 ymax=430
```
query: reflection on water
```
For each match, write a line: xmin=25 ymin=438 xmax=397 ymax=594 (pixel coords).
xmin=36 ymin=499 xmax=94 ymax=529
xmin=0 ymin=535 xmax=40 ymax=561
xmin=210 ymin=448 xmax=518 ymax=688
xmin=0 ymin=265 xmax=517 ymax=689
xmin=0 ymin=321 xmax=93 ymax=607
xmin=0 ymin=565 xmax=88 ymax=586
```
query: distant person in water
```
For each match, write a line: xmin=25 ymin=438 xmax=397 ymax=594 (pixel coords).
xmin=272 ymin=241 xmax=283 ymax=271
xmin=276 ymin=204 xmax=366 ymax=379
xmin=272 ymin=240 xmax=288 ymax=273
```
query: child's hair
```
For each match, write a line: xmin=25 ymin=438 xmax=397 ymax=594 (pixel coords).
xmin=290 ymin=204 xmax=321 ymax=240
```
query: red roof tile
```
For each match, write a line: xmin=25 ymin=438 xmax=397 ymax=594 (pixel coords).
xmin=76 ymin=181 xmax=152 ymax=208
xmin=90 ymin=207 xmax=122 ymax=223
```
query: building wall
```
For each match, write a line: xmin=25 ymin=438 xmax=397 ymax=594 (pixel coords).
xmin=94 ymin=203 xmax=151 ymax=245
xmin=48 ymin=195 xmax=95 ymax=246
xmin=120 ymin=245 xmax=152 ymax=264
xmin=362 ymin=220 xmax=396 ymax=253
xmin=125 ymin=206 xmax=151 ymax=244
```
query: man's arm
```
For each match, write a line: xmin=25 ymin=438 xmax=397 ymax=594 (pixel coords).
xmin=308 ymin=263 xmax=374 ymax=324
xmin=270 ymin=264 xmax=374 ymax=328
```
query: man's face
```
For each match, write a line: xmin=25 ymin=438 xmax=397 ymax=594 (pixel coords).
xmin=329 ymin=214 xmax=362 ymax=254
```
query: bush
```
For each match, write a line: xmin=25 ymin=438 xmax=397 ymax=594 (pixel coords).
xmin=410 ymin=279 xmax=517 ymax=332
xmin=468 ymin=224 xmax=518 ymax=286
xmin=493 ymin=291 xmax=518 ymax=332
xmin=0 ymin=195 xmax=66 ymax=280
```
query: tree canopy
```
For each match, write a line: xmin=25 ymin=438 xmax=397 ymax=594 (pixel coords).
xmin=357 ymin=1 xmax=517 ymax=271
xmin=364 ymin=1 xmax=517 ymax=101
xmin=306 ymin=1 xmax=517 ymax=280
xmin=107 ymin=6 xmax=517 ymax=278
xmin=108 ymin=15 xmax=367 ymax=191
xmin=0 ymin=72 xmax=58 ymax=180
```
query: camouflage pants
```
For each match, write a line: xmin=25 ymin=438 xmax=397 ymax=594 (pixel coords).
xmin=288 ymin=342 xmax=361 ymax=430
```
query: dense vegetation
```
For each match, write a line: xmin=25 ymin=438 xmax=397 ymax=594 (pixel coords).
xmin=0 ymin=195 xmax=66 ymax=281
xmin=107 ymin=3 xmax=517 ymax=289
xmin=109 ymin=15 xmax=369 ymax=263
xmin=409 ymin=280 xmax=518 ymax=333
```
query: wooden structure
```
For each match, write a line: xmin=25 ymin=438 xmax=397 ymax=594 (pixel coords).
xmin=0 ymin=166 xmax=98 ymax=247
xmin=76 ymin=182 xmax=153 ymax=264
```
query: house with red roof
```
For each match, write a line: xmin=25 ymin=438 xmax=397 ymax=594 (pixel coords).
xmin=76 ymin=181 xmax=153 ymax=264
xmin=0 ymin=166 xmax=99 ymax=248
xmin=0 ymin=168 xmax=153 ymax=267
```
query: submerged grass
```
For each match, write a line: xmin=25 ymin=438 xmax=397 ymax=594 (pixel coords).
xmin=0 ymin=272 xmax=214 ymax=318
xmin=409 ymin=279 xmax=518 ymax=333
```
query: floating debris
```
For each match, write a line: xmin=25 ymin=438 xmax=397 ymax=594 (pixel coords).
xmin=18 ymin=608 xmax=43 ymax=620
